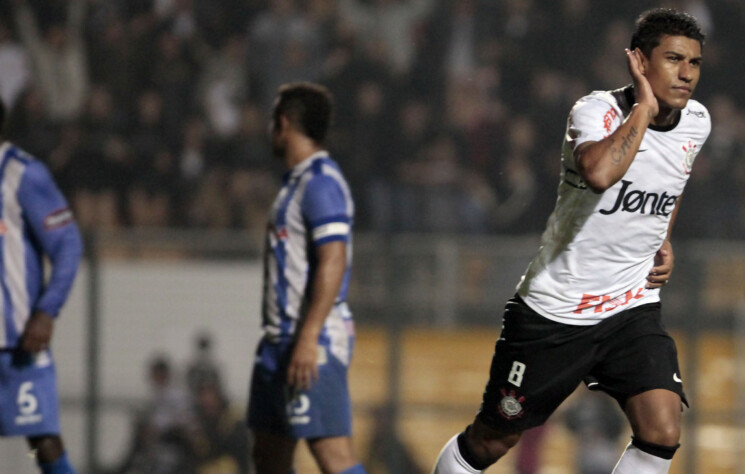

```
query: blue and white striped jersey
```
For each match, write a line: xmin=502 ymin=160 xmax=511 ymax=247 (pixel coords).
xmin=261 ymin=151 xmax=354 ymax=344
xmin=0 ymin=142 xmax=83 ymax=349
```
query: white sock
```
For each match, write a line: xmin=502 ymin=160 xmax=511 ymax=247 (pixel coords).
xmin=612 ymin=442 xmax=672 ymax=474
xmin=432 ymin=434 xmax=482 ymax=474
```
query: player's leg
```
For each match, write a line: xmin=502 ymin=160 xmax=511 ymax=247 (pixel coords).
xmin=248 ymin=339 xmax=299 ymax=473
xmin=27 ymin=435 xmax=76 ymax=474
xmin=307 ymin=435 xmax=366 ymax=473
xmin=300 ymin=310 xmax=363 ymax=473
xmin=586 ymin=304 xmax=685 ymax=474
xmin=433 ymin=296 xmax=595 ymax=473
xmin=253 ymin=430 xmax=297 ymax=473
xmin=625 ymin=389 xmax=682 ymax=446
xmin=612 ymin=389 xmax=681 ymax=474
xmin=299 ymin=351 xmax=364 ymax=473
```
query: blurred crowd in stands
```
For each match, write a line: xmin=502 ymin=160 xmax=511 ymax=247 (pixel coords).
xmin=111 ymin=333 xmax=251 ymax=474
xmin=1 ymin=0 xmax=743 ymax=237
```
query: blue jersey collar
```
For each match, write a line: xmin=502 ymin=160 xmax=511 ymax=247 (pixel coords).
xmin=283 ymin=150 xmax=329 ymax=183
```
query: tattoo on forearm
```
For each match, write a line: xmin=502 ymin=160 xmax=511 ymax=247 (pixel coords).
xmin=610 ymin=126 xmax=638 ymax=165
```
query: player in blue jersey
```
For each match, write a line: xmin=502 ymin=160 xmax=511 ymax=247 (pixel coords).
xmin=247 ymin=83 xmax=366 ymax=474
xmin=0 ymin=98 xmax=83 ymax=473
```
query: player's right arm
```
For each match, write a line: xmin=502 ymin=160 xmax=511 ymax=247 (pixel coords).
xmin=574 ymin=48 xmax=659 ymax=193
xmin=17 ymin=160 xmax=83 ymax=352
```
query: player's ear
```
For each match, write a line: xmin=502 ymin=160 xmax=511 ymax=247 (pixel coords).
xmin=279 ymin=115 xmax=292 ymax=133
xmin=272 ymin=114 xmax=287 ymax=135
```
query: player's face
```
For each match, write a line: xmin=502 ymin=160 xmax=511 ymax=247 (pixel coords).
xmin=642 ymin=35 xmax=702 ymax=111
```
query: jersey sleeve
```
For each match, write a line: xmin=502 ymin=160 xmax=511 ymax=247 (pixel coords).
xmin=301 ymin=174 xmax=352 ymax=246
xmin=567 ymin=95 xmax=624 ymax=150
xmin=17 ymin=160 xmax=83 ymax=317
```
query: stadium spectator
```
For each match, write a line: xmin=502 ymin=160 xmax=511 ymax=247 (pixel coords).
xmin=192 ymin=379 xmax=250 ymax=474
xmin=564 ymin=389 xmax=626 ymax=474
xmin=0 ymin=20 xmax=32 ymax=109
xmin=114 ymin=356 xmax=197 ymax=474
xmin=248 ymin=0 xmax=327 ymax=110
xmin=5 ymin=85 xmax=58 ymax=159
xmin=186 ymin=332 xmax=223 ymax=397
xmin=11 ymin=0 xmax=89 ymax=123
xmin=337 ymin=0 xmax=435 ymax=76
xmin=85 ymin=13 xmax=142 ymax=110
xmin=67 ymin=84 xmax=131 ymax=230
xmin=197 ymin=33 xmax=250 ymax=140
xmin=147 ymin=29 xmax=198 ymax=146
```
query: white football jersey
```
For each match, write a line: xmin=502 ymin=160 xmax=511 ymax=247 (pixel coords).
xmin=517 ymin=86 xmax=711 ymax=325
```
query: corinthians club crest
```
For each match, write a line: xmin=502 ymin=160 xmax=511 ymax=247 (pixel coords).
xmin=498 ymin=388 xmax=526 ymax=420
xmin=682 ymin=140 xmax=699 ymax=174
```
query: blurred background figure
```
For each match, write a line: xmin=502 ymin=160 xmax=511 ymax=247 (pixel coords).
xmin=186 ymin=331 xmax=223 ymax=397
xmin=191 ymin=379 xmax=251 ymax=474
xmin=564 ymin=388 xmax=626 ymax=474
xmin=513 ymin=425 xmax=549 ymax=474
xmin=113 ymin=356 xmax=196 ymax=474
xmin=0 ymin=19 xmax=31 ymax=109
xmin=11 ymin=0 xmax=89 ymax=123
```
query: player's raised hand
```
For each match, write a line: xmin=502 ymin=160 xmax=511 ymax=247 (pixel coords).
xmin=287 ymin=337 xmax=320 ymax=391
xmin=646 ymin=239 xmax=674 ymax=289
xmin=626 ymin=48 xmax=659 ymax=119
xmin=20 ymin=311 xmax=54 ymax=353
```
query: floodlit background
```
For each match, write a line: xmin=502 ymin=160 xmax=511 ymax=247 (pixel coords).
xmin=0 ymin=0 xmax=744 ymax=473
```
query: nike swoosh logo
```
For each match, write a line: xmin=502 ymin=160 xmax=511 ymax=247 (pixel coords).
xmin=638 ymin=149 xmax=648 ymax=153
xmin=673 ymin=373 xmax=682 ymax=383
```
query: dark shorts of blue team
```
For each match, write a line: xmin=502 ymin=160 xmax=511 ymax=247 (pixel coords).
xmin=247 ymin=338 xmax=353 ymax=439
xmin=477 ymin=295 xmax=686 ymax=433
xmin=0 ymin=349 xmax=61 ymax=437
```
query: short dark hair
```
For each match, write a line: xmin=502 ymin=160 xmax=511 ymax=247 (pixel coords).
xmin=273 ymin=82 xmax=333 ymax=144
xmin=630 ymin=8 xmax=705 ymax=57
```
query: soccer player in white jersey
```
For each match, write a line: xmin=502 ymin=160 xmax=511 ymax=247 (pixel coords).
xmin=0 ymin=98 xmax=83 ymax=474
xmin=433 ymin=9 xmax=709 ymax=474
xmin=247 ymin=83 xmax=366 ymax=474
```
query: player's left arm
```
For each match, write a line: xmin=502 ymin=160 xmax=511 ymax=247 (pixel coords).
xmin=288 ymin=173 xmax=352 ymax=390
xmin=18 ymin=161 xmax=83 ymax=352
xmin=646 ymin=195 xmax=682 ymax=289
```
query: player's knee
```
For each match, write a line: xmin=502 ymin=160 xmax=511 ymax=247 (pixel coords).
xmin=307 ymin=436 xmax=358 ymax=473
xmin=636 ymin=422 xmax=680 ymax=446
xmin=653 ymin=425 xmax=681 ymax=446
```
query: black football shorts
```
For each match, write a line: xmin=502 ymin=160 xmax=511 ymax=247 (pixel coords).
xmin=476 ymin=295 xmax=686 ymax=433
